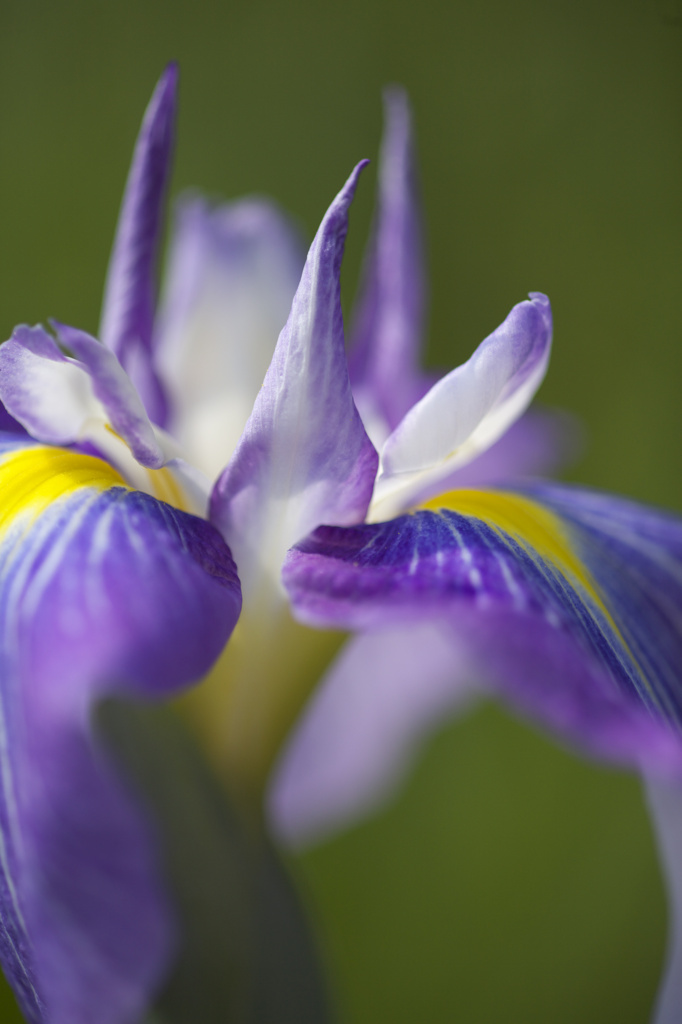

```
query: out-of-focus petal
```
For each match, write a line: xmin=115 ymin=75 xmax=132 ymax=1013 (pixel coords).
xmin=155 ymin=197 xmax=305 ymax=478
xmin=348 ymin=88 xmax=428 ymax=439
xmin=644 ymin=778 xmax=682 ymax=1024
xmin=211 ymin=164 xmax=378 ymax=596
xmin=0 ymin=440 xmax=241 ymax=1024
xmin=268 ymin=622 xmax=476 ymax=845
xmin=99 ymin=65 xmax=178 ymax=427
xmin=0 ymin=323 xmax=164 ymax=468
xmin=284 ymin=483 xmax=682 ymax=776
xmin=370 ymin=294 xmax=553 ymax=520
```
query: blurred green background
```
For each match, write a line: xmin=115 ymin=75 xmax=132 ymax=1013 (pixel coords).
xmin=0 ymin=0 xmax=680 ymax=1021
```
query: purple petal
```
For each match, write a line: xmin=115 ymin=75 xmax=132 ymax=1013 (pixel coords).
xmin=348 ymin=88 xmax=428 ymax=434
xmin=284 ymin=483 xmax=682 ymax=776
xmin=0 ymin=323 xmax=164 ymax=468
xmin=210 ymin=164 xmax=378 ymax=593
xmin=371 ymin=294 xmax=553 ymax=519
xmin=644 ymin=778 xmax=682 ymax=1024
xmin=0 ymin=440 xmax=241 ymax=1024
xmin=268 ymin=623 xmax=476 ymax=845
xmin=155 ymin=197 xmax=305 ymax=478
xmin=99 ymin=65 xmax=178 ymax=427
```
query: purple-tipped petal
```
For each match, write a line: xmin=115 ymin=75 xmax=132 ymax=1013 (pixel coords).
xmin=210 ymin=164 xmax=378 ymax=594
xmin=645 ymin=778 xmax=682 ymax=1024
xmin=155 ymin=197 xmax=305 ymax=478
xmin=349 ymin=88 xmax=428 ymax=435
xmin=284 ymin=483 xmax=682 ymax=777
xmin=99 ymin=65 xmax=178 ymax=426
xmin=268 ymin=623 xmax=476 ymax=845
xmin=0 ymin=323 xmax=164 ymax=468
xmin=0 ymin=440 xmax=241 ymax=1024
xmin=371 ymin=294 xmax=553 ymax=519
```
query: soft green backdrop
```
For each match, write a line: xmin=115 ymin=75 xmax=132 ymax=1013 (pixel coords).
xmin=0 ymin=1 xmax=680 ymax=1021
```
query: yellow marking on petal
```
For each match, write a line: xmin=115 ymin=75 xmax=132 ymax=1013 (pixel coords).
xmin=146 ymin=466 xmax=191 ymax=512
xmin=0 ymin=446 xmax=128 ymax=537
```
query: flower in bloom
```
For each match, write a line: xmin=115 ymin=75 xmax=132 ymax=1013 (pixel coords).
xmin=1 ymin=63 xmax=682 ymax=1024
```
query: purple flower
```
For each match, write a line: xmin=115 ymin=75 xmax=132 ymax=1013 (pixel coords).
xmin=0 ymin=63 xmax=680 ymax=1024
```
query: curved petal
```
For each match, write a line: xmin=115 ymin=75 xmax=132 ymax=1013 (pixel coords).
xmin=268 ymin=622 xmax=477 ymax=846
xmin=99 ymin=65 xmax=178 ymax=427
xmin=0 ymin=441 xmax=241 ymax=1024
xmin=348 ymin=88 xmax=428 ymax=438
xmin=0 ymin=323 xmax=164 ymax=468
xmin=644 ymin=778 xmax=682 ymax=1024
xmin=283 ymin=483 xmax=682 ymax=776
xmin=370 ymin=293 xmax=553 ymax=520
xmin=210 ymin=164 xmax=378 ymax=597
xmin=155 ymin=197 xmax=305 ymax=478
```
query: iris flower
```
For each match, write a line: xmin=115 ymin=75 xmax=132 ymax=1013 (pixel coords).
xmin=0 ymin=63 xmax=681 ymax=1024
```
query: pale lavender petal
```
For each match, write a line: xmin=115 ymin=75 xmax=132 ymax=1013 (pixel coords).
xmin=155 ymin=197 xmax=305 ymax=478
xmin=370 ymin=294 xmax=553 ymax=520
xmin=284 ymin=483 xmax=682 ymax=776
xmin=348 ymin=88 xmax=428 ymax=433
xmin=0 ymin=440 xmax=241 ymax=1024
xmin=0 ymin=323 xmax=165 ymax=468
xmin=644 ymin=778 xmax=682 ymax=1024
xmin=99 ymin=65 xmax=178 ymax=427
xmin=210 ymin=164 xmax=378 ymax=595
xmin=268 ymin=623 xmax=476 ymax=845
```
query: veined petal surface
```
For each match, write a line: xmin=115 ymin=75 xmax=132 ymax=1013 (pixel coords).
xmin=370 ymin=294 xmax=553 ymax=519
xmin=98 ymin=65 xmax=178 ymax=427
xmin=211 ymin=164 xmax=378 ymax=596
xmin=284 ymin=482 xmax=682 ymax=775
xmin=0 ymin=323 xmax=165 ymax=468
xmin=0 ymin=439 xmax=241 ymax=1024
xmin=155 ymin=197 xmax=305 ymax=479
xmin=348 ymin=88 xmax=428 ymax=441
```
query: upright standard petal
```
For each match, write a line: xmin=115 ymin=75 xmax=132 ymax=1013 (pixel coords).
xmin=348 ymin=88 xmax=428 ymax=439
xmin=370 ymin=293 xmax=553 ymax=519
xmin=0 ymin=441 xmax=241 ymax=1024
xmin=0 ymin=323 xmax=165 ymax=468
xmin=155 ymin=197 xmax=305 ymax=479
xmin=269 ymin=622 xmax=476 ymax=845
xmin=210 ymin=164 xmax=378 ymax=596
xmin=99 ymin=64 xmax=178 ymax=427
xmin=284 ymin=483 xmax=682 ymax=777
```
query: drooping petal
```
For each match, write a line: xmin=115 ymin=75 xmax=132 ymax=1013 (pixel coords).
xmin=99 ymin=65 xmax=178 ymax=427
xmin=0 ymin=440 xmax=241 ymax=1024
xmin=210 ymin=164 xmax=378 ymax=597
xmin=0 ymin=323 xmax=165 ymax=468
xmin=268 ymin=622 xmax=476 ymax=845
xmin=644 ymin=778 xmax=682 ymax=1024
xmin=370 ymin=293 xmax=553 ymax=520
xmin=348 ymin=88 xmax=428 ymax=438
xmin=155 ymin=197 xmax=305 ymax=479
xmin=284 ymin=482 xmax=682 ymax=776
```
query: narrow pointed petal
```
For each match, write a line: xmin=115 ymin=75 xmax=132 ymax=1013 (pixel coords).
xmin=268 ymin=623 xmax=476 ymax=845
xmin=99 ymin=65 xmax=178 ymax=426
xmin=370 ymin=293 xmax=553 ymax=519
xmin=0 ymin=323 xmax=164 ymax=467
xmin=210 ymin=164 xmax=378 ymax=595
xmin=155 ymin=197 xmax=305 ymax=478
xmin=0 ymin=440 xmax=241 ymax=1024
xmin=644 ymin=778 xmax=682 ymax=1024
xmin=284 ymin=483 xmax=682 ymax=776
xmin=349 ymin=88 xmax=427 ymax=434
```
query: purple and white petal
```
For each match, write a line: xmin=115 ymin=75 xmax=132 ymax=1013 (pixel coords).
xmin=370 ymin=294 xmax=553 ymax=519
xmin=268 ymin=622 xmax=477 ymax=846
xmin=0 ymin=324 xmax=165 ymax=469
xmin=155 ymin=197 xmax=305 ymax=478
xmin=0 ymin=439 xmax=241 ymax=1024
xmin=284 ymin=483 xmax=682 ymax=777
xmin=644 ymin=778 xmax=682 ymax=1024
xmin=99 ymin=65 xmax=178 ymax=427
xmin=210 ymin=165 xmax=378 ymax=596
xmin=348 ymin=88 xmax=428 ymax=441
